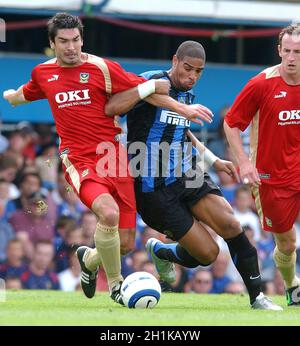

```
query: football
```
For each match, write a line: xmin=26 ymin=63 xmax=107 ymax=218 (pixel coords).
xmin=121 ymin=271 xmax=161 ymax=309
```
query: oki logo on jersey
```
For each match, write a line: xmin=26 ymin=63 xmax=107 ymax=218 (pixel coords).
xmin=278 ymin=110 xmax=300 ymax=121
xmin=55 ymin=89 xmax=90 ymax=104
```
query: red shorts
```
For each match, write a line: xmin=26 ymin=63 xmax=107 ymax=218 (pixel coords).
xmin=252 ymin=185 xmax=300 ymax=233
xmin=61 ymin=151 xmax=136 ymax=229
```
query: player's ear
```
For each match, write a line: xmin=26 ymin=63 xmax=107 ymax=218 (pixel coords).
xmin=278 ymin=44 xmax=282 ymax=58
xmin=172 ymin=55 xmax=178 ymax=68
xmin=49 ymin=40 xmax=55 ymax=50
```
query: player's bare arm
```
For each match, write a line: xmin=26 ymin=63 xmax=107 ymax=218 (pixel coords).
xmin=187 ymin=129 xmax=239 ymax=182
xmin=3 ymin=85 xmax=29 ymax=107
xmin=105 ymin=79 xmax=170 ymax=115
xmin=146 ymin=94 xmax=213 ymax=126
xmin=223 ymin=121 xmax=260 ymax=187
xmin=105 ymin=83 xmax=213 ymax=126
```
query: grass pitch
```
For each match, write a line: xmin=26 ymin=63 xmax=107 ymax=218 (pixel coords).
xmin=0 ymin=290 xmax=298 ymax=326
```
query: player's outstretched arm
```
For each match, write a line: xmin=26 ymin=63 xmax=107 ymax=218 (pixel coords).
xmin=223 ymin=120 xmax=260 ymax=186
xmin=105 ymin=79 xmax=170 ymax=116
xmin=145 ymin=94 xmax=213 ymax=126
xmin=187 ymin=130 xmax=239 ymax=182
xmin=105 ymin=79 xmax=213 ymax=126
xmin=3 ymin=86 xmax=29 ymax=107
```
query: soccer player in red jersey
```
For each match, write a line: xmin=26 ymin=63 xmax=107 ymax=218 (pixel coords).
xmin=224 ymin=24 xmax=300 ymax=306
xmin=3 ymin=13 xmax=213 ymax=305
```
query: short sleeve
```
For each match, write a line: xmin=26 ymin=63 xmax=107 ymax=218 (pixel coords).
xmin=23 ymin=67 xmax=46 ymax=101
xmin=106 ymin=60 xmax=146 ymax=94
xmin=225 ymin=74 xmax=264 ymax=131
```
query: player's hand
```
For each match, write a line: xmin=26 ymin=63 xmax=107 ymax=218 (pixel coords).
xmin=3 ymin=89 xmax=16 ymax=106
xmin=239 ymin=159 xmax=261 ymax=187
xmin=181 ymin=104 xmax=213 ymax=126
xmin=154 ymin=80 xmax=170 ymax=95
xmin=213 ymin=159 xmax=240 ymax=183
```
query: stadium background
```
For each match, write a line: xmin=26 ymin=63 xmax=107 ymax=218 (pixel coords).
xmin=0 ymin=0 xmax=300 ymax=320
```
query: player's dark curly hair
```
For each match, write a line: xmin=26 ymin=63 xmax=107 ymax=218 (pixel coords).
xmin=47 ymin=13 xmax=83 ymax=42
xmin=279 ymin=23 xmax=300 ymax=46
xmin=175 ymin=41 xmax=206 ymax=61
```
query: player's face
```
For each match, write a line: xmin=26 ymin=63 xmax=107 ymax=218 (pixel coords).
xmin=50 ymin=28 xmax=83 ymax=66
xmin=278 ymin=33 xmax=300 ymax=77
xmin=171 ymin=56 xmax=205 ymax=91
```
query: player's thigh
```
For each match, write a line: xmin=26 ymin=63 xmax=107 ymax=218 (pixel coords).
xmin=80 ymin=179 xmax=119 ymax=222
xmin=134 ymin=184 xmax=192 ymax=241
xmin=113 ymin=176 xmax=136 ymax=229
xmin=113 ymin=176 xmax=137 ymax=254
xmin=190 ymin=193 xmax=241 ymax=239
xmin=179 ymin=220 xmax=219 ymax=265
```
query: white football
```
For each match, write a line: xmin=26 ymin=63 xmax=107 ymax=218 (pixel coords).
xmin=121 ymin=271 xmax=161 ymax=309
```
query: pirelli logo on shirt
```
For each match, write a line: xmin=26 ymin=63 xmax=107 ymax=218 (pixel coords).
xmin=278 ymin=110 xmax=300 ymax=126
xmin=160 ymin=110 xmax=190 ymax=127
xmin=55 ymin=89 xmax=91 ymax=108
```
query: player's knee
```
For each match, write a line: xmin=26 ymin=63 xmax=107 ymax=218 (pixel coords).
xmin=99 ymin=208 xmax=120 ymax=226
xmin=204 ymin=243 xmax=219 ymax=264
xmin=277 ymin=239 xmax=296 ymax=255
xmin=195 ymin=243 xmax=219 ymax=266
xmin=223 ymin=215 xmax=243 ymax=238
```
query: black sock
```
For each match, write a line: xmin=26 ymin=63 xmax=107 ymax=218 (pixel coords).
xmin=154 ymin=243 xmax=203 ymax=268
xmin=225 ymin=232 xmax=262 ymax=304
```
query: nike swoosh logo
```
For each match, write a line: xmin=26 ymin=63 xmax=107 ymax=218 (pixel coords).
xmin=250 ymin=275 xmax=261 ymax=280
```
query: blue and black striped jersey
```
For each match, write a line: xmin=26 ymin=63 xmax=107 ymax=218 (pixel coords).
xmin=127 ymin=70 xmax=199 ymax=192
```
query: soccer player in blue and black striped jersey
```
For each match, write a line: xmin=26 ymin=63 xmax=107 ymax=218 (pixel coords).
xmin=105 ymin=41 xmax=282 ymax=310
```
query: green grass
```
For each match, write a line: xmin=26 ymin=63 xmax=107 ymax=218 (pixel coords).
xmin=0 ymin=290 xmax=298 ymax=326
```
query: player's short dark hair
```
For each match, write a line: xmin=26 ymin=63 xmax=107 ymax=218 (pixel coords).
xmin=279 ymin=23 xmax=300 ymax=46
xmin=47 ymin=12 xmax=83 ymax=42
xmin=175 ymin=41 xmax=206 ymax=61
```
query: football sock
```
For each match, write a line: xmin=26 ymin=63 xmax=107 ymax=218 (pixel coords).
xmin=84 ymin=247 xmax=102 ymax=272
xmin=94 ymin=223 xmax=123 ymax=291
xmin=273 ymin=246 xmax=300 ymax=289
xmin=154 ymin=242 xmax=203 ymax=268
xmin=225 ymin=232 xmax=261 ymax=304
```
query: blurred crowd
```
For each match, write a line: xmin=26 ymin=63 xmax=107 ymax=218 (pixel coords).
xmin=0 ymin=111 xmax=299 ymax=297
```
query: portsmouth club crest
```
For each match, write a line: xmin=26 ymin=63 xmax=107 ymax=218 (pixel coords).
xmin=79 ymin=72 xmax=90 ymax=83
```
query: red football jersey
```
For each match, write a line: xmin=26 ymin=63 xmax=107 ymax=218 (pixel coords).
xmin=23 ymin=53 xmax=145 ymax=156
xmin=225 ymin=64 xmax=300 ymax=189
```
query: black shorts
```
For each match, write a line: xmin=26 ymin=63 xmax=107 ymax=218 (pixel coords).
xmin=134 ymin=173 xmax=222 ymax=241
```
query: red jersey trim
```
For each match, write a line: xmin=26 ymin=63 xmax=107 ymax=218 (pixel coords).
xmin=88 ymin=54 xmax=112 ymax=94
